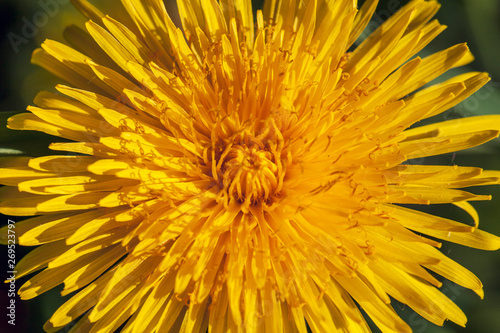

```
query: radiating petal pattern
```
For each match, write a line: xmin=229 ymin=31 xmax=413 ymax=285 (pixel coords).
xmin=1 ymin=0 xmax=500 ymax=332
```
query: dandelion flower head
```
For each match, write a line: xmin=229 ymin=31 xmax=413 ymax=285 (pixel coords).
xmin=1 ymin=0 xmax=500 ymax=332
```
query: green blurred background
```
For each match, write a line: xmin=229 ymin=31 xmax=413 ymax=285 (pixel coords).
xmin=0 ymin=0 xmax=499 ymax=332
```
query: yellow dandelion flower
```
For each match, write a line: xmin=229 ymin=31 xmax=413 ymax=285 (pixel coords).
xmin=2 ymin=0 xmax=500 ymax=332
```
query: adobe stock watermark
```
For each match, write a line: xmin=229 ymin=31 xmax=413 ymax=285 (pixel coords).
xmin=7 ymin=0 xmax=71 ymax=54
xmin=407 ymin=280 xmax=467 ymax=333
xmin=441 ymin=82 xmax=497 ymax=125
xmin=5 ymin=219 xmax=17 ymax=327
xmin=452 ymin=83 xmax=497 ymax=118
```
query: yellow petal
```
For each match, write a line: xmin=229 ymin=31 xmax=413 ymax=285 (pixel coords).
xmin=400 ymin=130 xmax=499 ymax=159
xmin=427 ymin=226 xmax=500 ymax=251
xmin=0 ymin=187 xmax=58 ymax=216
xmin=19 ymin=250 xmax=99 ymax=300
xmin=388 ymin=186 xmax=490 ymax=204
xmin=71 ymin=0 xmax=105 ymax=24
xmin=388 ymin=165 xmax=500 ymax=189
xmin=49 ymin=229 xmax=127 ymax=268
xmin=348 ymin=0 xmax=379 ymax=47
xmin=0 ymin=167 xmax=56 ymax=186
xmin=33 ymin=91 xmax=99 ymax=117
xmin=396 ymin=43 xmax=470 ymax=99
xmin=220 ymin=0 xmax=254 ymax=49
xmin=67 ymin=206 xmax=141 ymax=245
xmin=26 ymin=106 xmax=107 ymax=138
xmin=90 ymin=255 xmax=162 ymax=322
xmin=423 ymin=246 xmax=483 ymax=293
xmin=156 ymin=295 xmax=187 ymax=332
xmin=86 ymin=20 xmax=138 ymax=74
xmin=128 ymin=272 xmax=175 ymax=332
xmin=335 ymin=275 xmax=411 ymax=333
xmin=41 ymin=39 xmax=116 ymax=96
xmin=46 ymin=267 xmax=116 ymax=330
xmin=8 ymin=112 xmax=95 ymax=142
xmin=382 ymin=204 xmax=474 ymax=233
xmin=0 ymin=212 xmax=70 ymax=245
xmin=28 ymin=155 xmax=97 ymax=172
xmin=370 ymin=260 xmax=449 ymax=326
xmin=36 ymin=192 xmax=109 ymax=213
xmin=120 ymin=0 xmax=175 ymax=69
xmin=56 ymin=84 xmax=139 ymax=120
xmin=86 ymin=58 xmax=145 ymax=97
xmin=14 ymin=240 xmax=68 ymax=279
xmin=404 ymin=114 xmax=500 ymax=141
xmin=18 ymin=175 xmax=138 ymax=195
xmin=347 ymin=9 xmax=412 ymax=75
xmin=63 ymin=24 xmax=119 ymax=71
xmin=18 ymin=209 xmax=108 ymax=245
xmin=61 ymin=244 xmax=125 ymax=295
xmin=49 ymin=141 xmax=117 ymax=157
xmin=31 ymin=48 xmax=109 ymax=96
xmin=102 ymin=15 xmax=150 ymax=65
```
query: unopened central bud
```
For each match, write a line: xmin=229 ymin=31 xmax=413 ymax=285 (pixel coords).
xmin=221 ymin=143 xmax=279 ymax=208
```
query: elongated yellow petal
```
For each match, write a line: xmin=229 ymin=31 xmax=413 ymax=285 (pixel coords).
xmin=33 ymin=91 xmax=99 ymax=117
xmin=102 ymin=15 xmax=150 ymax=65
xmin=19 ymin=251 xmax=100 ymax=300
xmin=348 ymin=0 xmax=379 ymax=47
xmin=31 ymin=48 xmax=110 ymax=96
xmin=400 ymin=130 xmax=499 ymax=159
xmin=41 ymin=40 xmax=116 ymax=96
xmin=13 ymin=240 xmax=68 ymax=279
xmin=0 ymin=167 xmax=57 ymax=186
xmin=45 ymin=267 xmax=116 ymax=331
xmin=18 ymin=209 xmax=110 ymax=245
xmin=71 ymin=0 xmax=105 ymax=24
xmin=8 ymin=112 xmax=98 ymax=142
xmin=61 ymin=245 xmax=125 ymax=295
xmin=86 ymin=20 xmax=139 ymax=74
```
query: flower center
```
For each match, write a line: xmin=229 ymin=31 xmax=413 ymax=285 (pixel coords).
xmin=219 ymin=142 xmax=279 ymax=210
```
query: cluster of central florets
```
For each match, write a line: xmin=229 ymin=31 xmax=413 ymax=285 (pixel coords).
xmin=213 ymin=127 xmax=289 ymax=212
